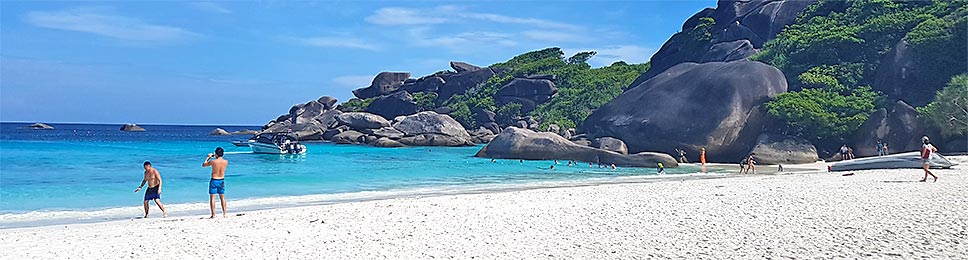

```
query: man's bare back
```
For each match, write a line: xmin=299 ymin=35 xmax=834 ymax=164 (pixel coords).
xmin=206 ymin=157 xmax=228 ymax=179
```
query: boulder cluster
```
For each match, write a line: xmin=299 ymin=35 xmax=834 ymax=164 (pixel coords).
xmin=260 ymin=96 xmax=476 ymax=147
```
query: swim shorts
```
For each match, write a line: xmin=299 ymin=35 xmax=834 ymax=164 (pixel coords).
xmin=144 ymin=186 xmax=160 ymax=201
xmin=209 ymin=179 xmax=225 ymax=194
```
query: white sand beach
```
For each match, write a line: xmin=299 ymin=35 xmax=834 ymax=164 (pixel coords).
xmin=2 ymin=160 xmax=966 ymax=259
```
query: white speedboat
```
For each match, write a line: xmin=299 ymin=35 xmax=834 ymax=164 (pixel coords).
xmin=249 ymin=132 xmax=307 ymax=154
xmin=231 ymin=140 xmax=254 ymax=147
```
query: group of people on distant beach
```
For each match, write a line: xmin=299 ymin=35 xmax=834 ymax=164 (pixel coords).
xmin=136 ymin=147 xmax=230 ymax=219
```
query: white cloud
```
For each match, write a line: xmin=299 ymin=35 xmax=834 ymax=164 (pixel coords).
xmin=24 ymin=8 xmax=200 ymax=44
xmin=365 ymin=7 xmax=448 ymax=25
xmin=189 ymin=2 xmax=232 ymax=14
xmin=366 ymin=6 xmax=580 ymax=30
xmin=563 ymin=45 xmax=654 ymax=67
xmin=408 ymin=28 xmax=516 ymax=52
xmin=291 ymin=36 xmax=380 ymax=51
xmin=521 ymin=30 xmax=586 ymax=42
xmin=332 ymin=75 xmax=374 ymax=88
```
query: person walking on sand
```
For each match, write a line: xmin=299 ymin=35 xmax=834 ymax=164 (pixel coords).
xmin=745 ymin=153 xmax=757 ymax=174
xmin=876 ymin=139 xmax=886 ymax=156
xmin=135 ymin=161 xmax=167 ymax=218
xmin=203 ymin=147 xmax=229 ymax=218
xmin=920 ymin=136 xmax=939 ymax=182
xmin=700 ymin=147 xmax=707 ymax=166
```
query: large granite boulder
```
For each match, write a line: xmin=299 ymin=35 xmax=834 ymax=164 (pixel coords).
xmin=317 ymin=96 xmax=338 ymax=110
xmin=593 ymin=137 xmax=629 ymax=155
xmin=450 ymin=61 xmax=483 ymax=73
xmin=495 ymin=78 xmax=557 ymax=113
xmin=700 ymin=40 xmax=757 ymax=63
xmin=403 ymin=73 xmax=446 ymax=93
xmin=366 ymin=91 xmax=418 ymax=119
xmin=28 ymin=123 xmax=53 ymax=130
xmin=120 ymin=124 xmax=145 ymax=132
xmin=475 ymin=127 xmax=678 ymax=168
xmin=633 ymin=0 xmax=815 ymax=85
xmin=352 ymin=72 xmax=411 ymax=99
xmin=210 ymin=128 xmax=231 ymax=136
xmin=748 ymin=133 xmax=818 ymax=165
xmin=362 ymin=127 xmax=405 ymax=139
xmin=849 ymin=101 xmax=937 ymax=157
xmin=582 ymin=61 xmax=787 ymax=162
xmin=371 ymin=137 xmax=406 ymax=147
xmin=332 ymin=130 xmax=365 ymax=144
xmin=436 ymin=68 xmax=496 ymax=101
xmin=337 ymin=112 xmax=391 ymax=130
xmin=392 ymin=111 xmax=474 ymax=146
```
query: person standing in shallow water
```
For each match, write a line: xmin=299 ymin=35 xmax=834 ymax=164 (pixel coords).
xmin=135 ymin=161 xmax=166 ymax=218
xmin=700 ymin=147 xmax=706 ymax=166
xmin=203 ymin=147 xmax=229 ymax=218
xmin=920 ymin=136 xmax=939 ymax=182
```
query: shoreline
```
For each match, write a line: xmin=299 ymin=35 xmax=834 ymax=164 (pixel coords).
xmin=1 ymin=161 xmax=824 ymax=229
xmin=2 ymin=161 xmax=964 ymax=258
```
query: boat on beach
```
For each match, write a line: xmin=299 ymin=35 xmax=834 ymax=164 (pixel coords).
xmin=248 ymin=132 xmax=307 ymax=154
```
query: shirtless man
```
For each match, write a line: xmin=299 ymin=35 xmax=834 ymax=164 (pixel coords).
xmin=202 ymin=147 xmax=229 ymax=218
xmin=135 ymin=161 xmax=167 ymax=218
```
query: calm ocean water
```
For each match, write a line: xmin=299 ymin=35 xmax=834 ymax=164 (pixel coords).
xmin=0 ymin=122 xmax=712 ymax=226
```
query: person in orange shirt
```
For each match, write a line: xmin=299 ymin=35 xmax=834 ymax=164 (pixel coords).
xmin=700 ymin=147 xmax=707 ymax=166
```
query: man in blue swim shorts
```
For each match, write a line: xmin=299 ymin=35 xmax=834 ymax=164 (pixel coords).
xmin=135 ymin=161 xmax=167 ymax=218
xmin=202 ymin=147 xmax=229 ymax=218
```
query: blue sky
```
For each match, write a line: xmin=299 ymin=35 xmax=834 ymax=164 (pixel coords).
xmin=1 ymin=1 xmax=714 ymax=125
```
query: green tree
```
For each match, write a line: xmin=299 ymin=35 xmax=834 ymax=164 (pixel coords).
xmin=765 ymin=87 xmax=879 ymax=144
xmin=918 ymin=74 xmax=968 ymax=138
xmin=412 ymin=92 xmax=438 ymax=111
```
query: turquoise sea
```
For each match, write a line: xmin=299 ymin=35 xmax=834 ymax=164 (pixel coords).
xmin=0 ymin=123 xmax=716 ymax=228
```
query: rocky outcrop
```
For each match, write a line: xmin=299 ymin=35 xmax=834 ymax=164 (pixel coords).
xmin=366 ymin=91 xmax=417 ymax=119
xmin=229 ymin=129 xmax=260 ymax=135
xmin=593 ymin=137 xmax=629 ymax=155
xmin=495 ymin=78 xmax=557 ymax=113
xmin=337 ymin=112 xmax=391 ymax=129
xmin=28 ymin=123 xmax=53 ymax=130
xmin=748 ymin=133 xmax=818 ymax=165
xmin=450 ymin=61 xmax=483 ymax=73
xmin=582 ymin=61 xmax=787 ymax=162
xmin=393 ymin=111 xmax=474 ymax=146
xmin=120 ymin=124 xmax=145 ymax=132
xmin=210 ymin=128 xmax=231 ymax=136
xmin=352 ymin=72 xmax=411 ymax=99
xmin=332 ymin=130 xmax=365 ymax=144
xmin=317 ymin=96 xmax=338 ymax=110
xmin=475 ymin=127 xmax=678 ymax=168
xmin=849 ymin=101 xmax=938 ymax=157
xmin=634 ymin=0 xmax=815 ymax=84
xmin=371 ymin=137 xmax=406 ymax=147
xmin=700 ymin=40 xmax=757 ymax=63
xmin=436 ymin=67 xmax=496 ymax=101
xmin=362 ymin=127 xmax=405 ymax=139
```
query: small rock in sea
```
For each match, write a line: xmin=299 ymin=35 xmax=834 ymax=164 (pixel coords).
xmin=120 ymin=124 xmax=146 ymax=132
xmin=210 ymin=128 xmax=231 ymax=135
xmin=28 ymin=123 xmax=54 ymax=130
